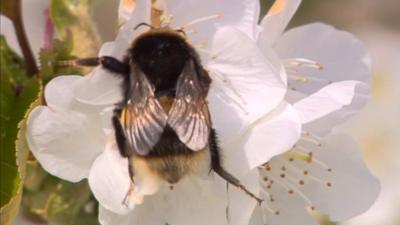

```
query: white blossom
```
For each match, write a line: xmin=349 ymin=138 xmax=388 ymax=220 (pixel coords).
xmin=27 ymin=1 xmax=302 ymax=225
xmin=249 ymin=0 xmax=380 ymax=224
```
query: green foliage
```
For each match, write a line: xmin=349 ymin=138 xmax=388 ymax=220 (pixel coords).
xmin=22 ymin=164 xmax=99 ymax=225
xmin=50 ymin=0 xmax=101 ymax=57
xmin=39 ymin=32 xmax=82 ymax=84
xmin=0 ymin=35 xmax=40 ymax=224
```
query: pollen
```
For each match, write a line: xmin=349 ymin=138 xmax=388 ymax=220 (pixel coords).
xmin=259 ymin=139 xmax=336 ymax=219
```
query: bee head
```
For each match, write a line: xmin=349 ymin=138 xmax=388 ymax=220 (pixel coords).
xmin=130 ymin=24 xmax=193 ymax=91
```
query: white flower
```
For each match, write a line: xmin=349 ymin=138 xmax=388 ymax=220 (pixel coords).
xmin=27 ymin=1 xmax=302 ymax=225
xmin=248 ymin=0 xmax=380 ymax=224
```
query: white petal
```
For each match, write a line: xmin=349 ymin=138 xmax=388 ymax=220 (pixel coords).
xmin=74 ymin=1 xmax=153 ymax=107
xmin=112 ymin=0 xmax=151 ymax=59
xmin=254 ymin=186 xmax=318 ymax=225
xmin=163 ymin=177 xmax=229 ymax=225
xmin=276 ymin=23 xmax=371 ymax=94
xmin=98 ymin=42 xmax=116 ymax=56
xmin=99 ymin=206 xmax=132 ymax=225
xmin=26 ymin=106 xmax=106 ymax=182
xmin=207 ymin=27 xmax=286 ymax=144
xmin=44 ymin=75 xmax=81 ymax=110
xmin=118 ymin=0 xmax=136 ymax=25
xmin=293 ymin=81 xmax=368 ymax=124
xmin=223 ymin=102 xmax=301 ymax=176
xmin=301 ymin=134 xmax=380 ymax=221
xmin=99 ymin=176 xmax=232 ymax=225
xmin=118 ymin=0 xmax=151 ymax=26
xmin=258 ymin=0 xmax=302 ymax=47
xmin=257 ymin=134 xmax=380 ymax=223
xmin=227 ymin=169 xmax=259 ymax=225
xmin=0 ymin=16 xmax=20 ymax=54
xmin=73 ymin=68 xmax=124 ymax=106
xmin=164 ymin=0 xmax=261 ymax=44
xmin=88 ymin=142 xmax=132 ymax=215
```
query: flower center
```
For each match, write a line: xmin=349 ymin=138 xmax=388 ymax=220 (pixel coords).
xmin=258 ymin=131 xmax=333 ymax=218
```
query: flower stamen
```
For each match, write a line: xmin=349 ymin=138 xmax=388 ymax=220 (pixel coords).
xmin=265 ymin=171 xmax=316 ymax=211
xmin=284 ymin=58 xmax=323 ymax=70
xmin=179 ymin=13 xmax=223 ymax=29
xmin=301 ymin=136 xmax=323 ymax=147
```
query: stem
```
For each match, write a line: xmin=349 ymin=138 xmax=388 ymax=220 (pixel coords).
xmin=11 ymin=0 xmax=39 ymax=76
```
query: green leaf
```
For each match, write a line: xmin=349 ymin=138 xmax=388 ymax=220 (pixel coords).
xmin=0 ymin=35 xmax=41 ymax=224
xmin=39 ymin=32 xmax=82 ymax=84
xmin=50 ymin=0 xmax=101 ymax=57
xmin=21 ymin=168 xmax=100 ymax=225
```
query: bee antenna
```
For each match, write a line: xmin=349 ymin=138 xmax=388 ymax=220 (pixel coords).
xmin=134 ymin=22 xmax=154 ymax=30
xmin=175 ymin=28 xmax=186 ymax=37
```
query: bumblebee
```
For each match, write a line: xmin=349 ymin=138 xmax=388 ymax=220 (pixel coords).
xmin=69 ymin=23 xmax=262 ymax=204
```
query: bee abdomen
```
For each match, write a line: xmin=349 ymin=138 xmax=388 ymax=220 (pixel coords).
xmin=135 ymin=126 xmax=207 ymax=184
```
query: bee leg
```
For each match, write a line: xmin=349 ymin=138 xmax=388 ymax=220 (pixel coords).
xmin=209 ymin=129 xmax=263 ymax=205
xmin=122 ymin=181 xmax=143 ymax=208
xmin=58 ymin=56 xmax=129 ymax=75
xmin=112 ymin=109 xmax=134 ymax=157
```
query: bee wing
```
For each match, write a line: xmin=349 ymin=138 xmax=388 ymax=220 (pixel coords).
xmin=167 ymin=59 xmax=212 ymax=151
xmin=122 ymin=64 xmax=168 ymax=155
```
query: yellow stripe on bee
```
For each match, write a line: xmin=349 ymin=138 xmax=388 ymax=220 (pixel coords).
xmin=158 ymin=96 xmax=174 ymax=113
xmin=120 ymin=107 xmax=135 ymax=128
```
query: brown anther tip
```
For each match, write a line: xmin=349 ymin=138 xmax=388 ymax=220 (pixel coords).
xmin=169 ymin=185 xmax=174 ymax=190
xmin=281 ymin=166 xmax=286 ymax=171
xmin=328 ymin=168 xmax=333 ymax=172
xmin=263 ymin=177 xmax=269 ymax=182
xmin=280 ymin=174 xmax=286 ymax=178
xmin=326 ymin=182 xmax=332 ymax=187
xmin=303 ymin=170 xmax=309 ymax=175
xmin=288 ymin=190 xmax=294 ymax=194
xmin=289 ymin=158 xmax=294 ymax=162
xmin=275 ymin=211 xmax=280 ymax=215
xmin=310 ymin=206 xmax=316 ymax=211
xmin=299 ymin=180 xmax=305 ymax=185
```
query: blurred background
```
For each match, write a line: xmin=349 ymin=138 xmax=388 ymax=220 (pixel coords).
xmin=1 ymin=0 xmax=399 ymax=225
